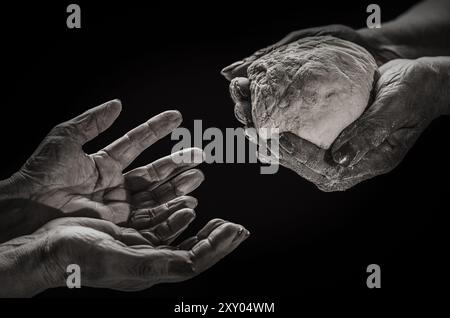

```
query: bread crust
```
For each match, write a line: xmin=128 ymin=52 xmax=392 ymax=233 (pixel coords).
xmin=248 ymin=35 xmax=378 ymax=149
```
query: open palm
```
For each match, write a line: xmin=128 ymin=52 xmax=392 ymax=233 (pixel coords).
xmin=0 ymin=214 xmax=249 ymax=295
xmin=16 ymin=100 xmax=204 ymax=225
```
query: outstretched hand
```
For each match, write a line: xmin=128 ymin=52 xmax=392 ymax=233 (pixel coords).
xmin=0 ymin=216 xmax=249 ymax=297
xmin=0 ymin=100 xmax=205 ymax=240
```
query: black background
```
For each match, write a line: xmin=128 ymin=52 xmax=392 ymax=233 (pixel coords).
xmin=0 ymin=0 xmax=448 ymax=307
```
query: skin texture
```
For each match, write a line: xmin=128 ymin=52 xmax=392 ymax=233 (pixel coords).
xmin=0 ymin=101 xmax=249 ymax=296
xmin=231 ymin=57 xmax=450 ymax=191
xmin=0 ymin=100 xmax=206 ymax=241
xmin=222 ymin=0 xmax=450 ymax=191
xmin=0 ymin=217 xmax=249 ymax=297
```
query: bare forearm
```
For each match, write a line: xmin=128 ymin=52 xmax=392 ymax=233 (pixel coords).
xmin=359 ymin=0 xmax=450 ymax=59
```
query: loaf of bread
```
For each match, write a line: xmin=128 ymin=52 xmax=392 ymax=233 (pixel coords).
xmin=247 ymin=35 xmax=378 ymax=149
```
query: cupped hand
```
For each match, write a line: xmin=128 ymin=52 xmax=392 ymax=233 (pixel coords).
xmin=3 ymin=100 xmax=204 ymax=228
xmin=0 ymin=215 xmax=249 ymax=296
xmin=221 ymin=25 xmax=401 ymax=128
xmin=236 ymin=57 xmax=450 ymax=191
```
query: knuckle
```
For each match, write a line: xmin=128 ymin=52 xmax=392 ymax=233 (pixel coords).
xmin=146 ymin=163 xmax=161 ymax=182
xmin=143 ymin=121 xmax=160 ymax=140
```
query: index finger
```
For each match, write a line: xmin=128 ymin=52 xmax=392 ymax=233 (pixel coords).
xmin=101 ymin=110 xmax=183 ymax=170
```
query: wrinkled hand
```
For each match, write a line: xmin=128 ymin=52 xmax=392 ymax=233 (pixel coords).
xmin=0 ymin=215 xmax=249 ymax=297
xmin=229 ymin=57 xmax=450 ymax=191
xmin=0 ymin=100 xmax=205 ymax=238
xmin=221 ymin=24 xmax=400 ymax=82
xmin=221 ymin=24 xmax=401 ymax=129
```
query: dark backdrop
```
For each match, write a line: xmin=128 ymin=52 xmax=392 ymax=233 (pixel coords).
xmin=1 ymin=0 xmax=448 ymax=306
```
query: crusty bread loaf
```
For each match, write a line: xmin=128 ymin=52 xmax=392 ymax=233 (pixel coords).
xmin=247 ymin=35 xmax=378 ymax=149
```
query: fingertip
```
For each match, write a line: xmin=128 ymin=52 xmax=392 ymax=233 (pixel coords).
xmin=232 ymin=226 xmax=250 ymax=244
xmin=332 ymin=142 xmax=354 ymax=166
xmin=233 ymin=77 xmax=250 ymax=98
xmin=184 ymin=168 xmax=205 ymax=183
xmin=220 ymin=68 xmax=232 ymax=81
xmin=112 ymin=98 xmax=122 ymax=105
xmin=105 ymin=99 xmax=122 ymax=116
xmin=217 ymin=222 xmax=242 ymax=239
xmin=197 ymin=169 xmax=205 ymax=182
xmin=177 ymin=208 xmax=196 ymax=221
xmin=162 ymin=110 xmax=183 ymax=126
xmin=184 ymin=196 xmax=198 ymax=209
xmin=207 ymin=222 xmax=249 ymax=254
xmin=188 ymin=168 xmax=205 ymax=179
xmin=221 ymin=61 xmax=245 ymax=80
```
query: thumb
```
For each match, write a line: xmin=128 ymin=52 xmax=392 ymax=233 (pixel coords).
xmin=50 ymin=99 xmax=122 ymax=145
xmin=331 ymin=116 xmax=391 ymax=167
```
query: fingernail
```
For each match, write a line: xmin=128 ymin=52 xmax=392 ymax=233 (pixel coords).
xmin=232 ymin=227 xmax=245 ymax=243
xmin=333 ymin=143 xmax=355 ymax=167
xmin=234 ymin=78 xmax=250 ymax=98
xmin=279 ymin=134 xmax=294 ymax=154
xmin=190 ymin=197 xmax=198 ymax=209
xmin=106 ymin=99 xmax=123 ymax=114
